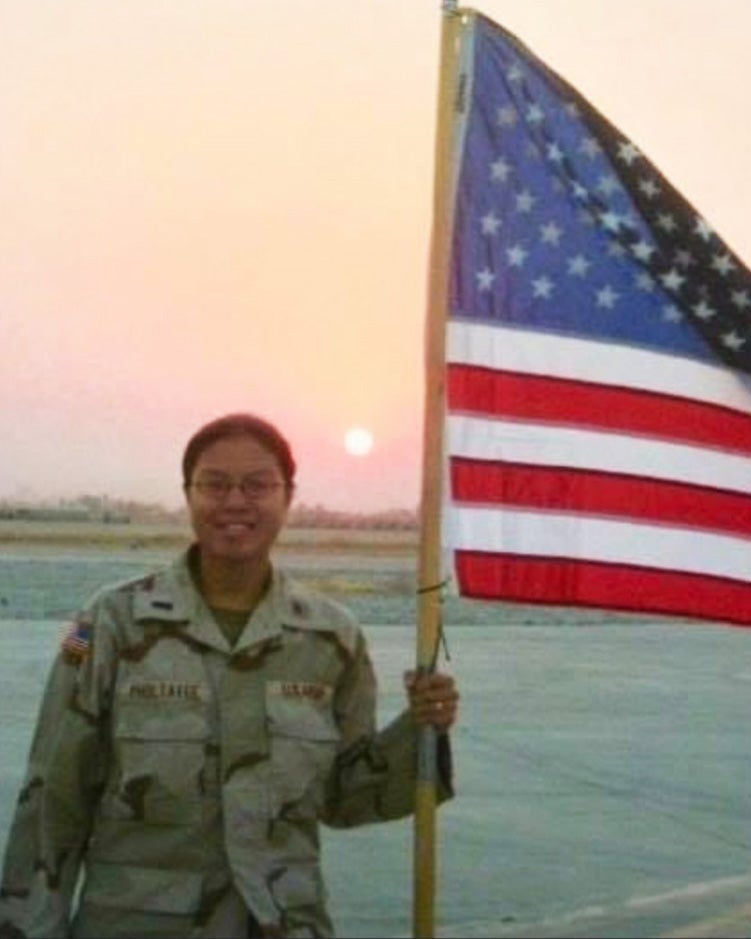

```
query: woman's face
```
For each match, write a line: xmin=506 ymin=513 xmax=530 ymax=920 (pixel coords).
xmin=185 ymin=434 xmax=291 ymax=566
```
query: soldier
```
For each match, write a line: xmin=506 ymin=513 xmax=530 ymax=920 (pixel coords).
xmin=0 ymin=413 xmax=459 ymax=938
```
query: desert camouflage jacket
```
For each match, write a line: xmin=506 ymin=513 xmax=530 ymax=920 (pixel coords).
xmin=0 ymin=549 xmax=453 ymax=938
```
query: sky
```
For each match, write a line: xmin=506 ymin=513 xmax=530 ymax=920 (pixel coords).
xmin=2 ymin=0 xmax=751 ymax=512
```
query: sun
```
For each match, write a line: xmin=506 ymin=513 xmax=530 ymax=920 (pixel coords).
xmin=344 ymin=427 xmax=374 ymax=457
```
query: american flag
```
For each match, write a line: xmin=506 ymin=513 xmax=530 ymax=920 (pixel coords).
xmin=61 ymin=619 xmax=92 ymax=662
xmin=444 ymin=12 xmax=751 ymax=626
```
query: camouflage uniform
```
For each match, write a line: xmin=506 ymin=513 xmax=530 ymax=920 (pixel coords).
xmin=0 ymin=549 xmax=452 ymax=938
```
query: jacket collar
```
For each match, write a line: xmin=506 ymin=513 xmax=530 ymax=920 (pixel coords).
xmin=130 ymin=546 xmax=339 ymax=654
xmin=131 ymin=548 xmax=230 ymax=652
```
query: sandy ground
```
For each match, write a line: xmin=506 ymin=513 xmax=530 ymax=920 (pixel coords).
xmin=0 ymin=519 xmax=418 ymax=552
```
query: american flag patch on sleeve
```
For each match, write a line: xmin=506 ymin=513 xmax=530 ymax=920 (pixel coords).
xmin=61 ymin=619 xmax=92 ymax=664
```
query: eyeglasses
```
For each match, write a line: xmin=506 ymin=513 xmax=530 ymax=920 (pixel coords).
xmin=190 ymin=477 xmax=285 ymax=501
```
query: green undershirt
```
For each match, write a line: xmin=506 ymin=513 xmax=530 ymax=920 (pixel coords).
xmin=209 ymin=606 xmax=252 ymax=648
xmin=187 ymin=553 xmax=253 ymax=648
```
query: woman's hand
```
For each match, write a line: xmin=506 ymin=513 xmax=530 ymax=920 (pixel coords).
xmin=404 ymin=670 xmax=459 ymax=732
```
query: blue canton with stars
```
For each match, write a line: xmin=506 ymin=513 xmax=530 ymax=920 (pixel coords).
xmin=451 ymin=14 xmax=751 ymax=372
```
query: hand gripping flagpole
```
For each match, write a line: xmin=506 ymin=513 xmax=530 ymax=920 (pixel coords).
xmin=413 ymin=2 xmax=465 ymax=936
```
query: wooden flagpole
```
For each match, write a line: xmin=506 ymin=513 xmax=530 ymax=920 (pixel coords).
xmin=413 ymin=2 xmax=464 ymax=937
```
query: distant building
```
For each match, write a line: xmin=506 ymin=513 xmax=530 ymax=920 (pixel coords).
xmin=0 ymin=505 xmax=130 ymax=523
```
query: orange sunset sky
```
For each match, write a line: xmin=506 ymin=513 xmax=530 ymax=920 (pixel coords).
xmin=2 ymin=0 xmax=751 ymax=512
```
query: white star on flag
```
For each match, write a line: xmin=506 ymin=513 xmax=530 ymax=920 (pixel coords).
xmin=617 ymin=140 xmax=641 ymax=164
xmin=540 ymin=222 xmax=563 ymax=245
xmin=532 ymin=276 xmax=554 ymax=299
xmin=481 ymin=212 xmax=502 ymax=235
xmin=596 ymin=285 xmax=619 ymax=308
xmin=476 ymin=268 xmax=495 ymax=291
xmin=507 ymin=245 xmax=528 ymax=267
xmin=490 ymin=158 xmax=511 ymax=182
xmin=661 ymin=269 xmax=685 ymax=292
xmin=567 ymin=255 xmax=591 ymax=277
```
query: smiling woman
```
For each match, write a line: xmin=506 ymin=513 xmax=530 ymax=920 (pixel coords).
xmin=0 ymin=410 xmax=458 ymax=939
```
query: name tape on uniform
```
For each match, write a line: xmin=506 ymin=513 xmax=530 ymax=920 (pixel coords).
xmin=266 ymin=681 xmax=332 ymax=704
xmin=126 ymin=681 xmax=208 ymax=702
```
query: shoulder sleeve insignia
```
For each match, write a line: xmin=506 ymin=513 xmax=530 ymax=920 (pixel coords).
xmin=60 ymin=618 xmax=93 ymax=664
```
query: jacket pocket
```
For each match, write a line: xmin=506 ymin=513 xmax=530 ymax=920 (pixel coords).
xmin=115 ymin=681 xmax=210 ymax=741
xmin=81 ymin=862 xmax=204 ymax=913
xmin=103 ymin=695 xmax=210 ymax=825
xmin=265 ymin=682 xmax=339 ymax=813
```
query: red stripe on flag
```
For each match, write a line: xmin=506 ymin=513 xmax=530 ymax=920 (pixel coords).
xmin=451 ymin=457 xmax=751 ymax=539
xmin=455 ymin=552 xmax=751 ymax=627
xmin=447 ymin=365 xmax=751 ymax=455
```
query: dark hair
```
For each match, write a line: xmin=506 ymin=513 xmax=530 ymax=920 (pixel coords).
xmin=182 ymin=413 xmax=296 ymax=492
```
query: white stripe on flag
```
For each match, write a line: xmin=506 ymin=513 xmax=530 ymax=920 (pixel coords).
xmin=447 ymin=414 xmax=751 ymax=496
xmin=446 ymin=505 xmax=751 ymax=581
xmin=447 ymin=321 xmax=751 ymax=415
